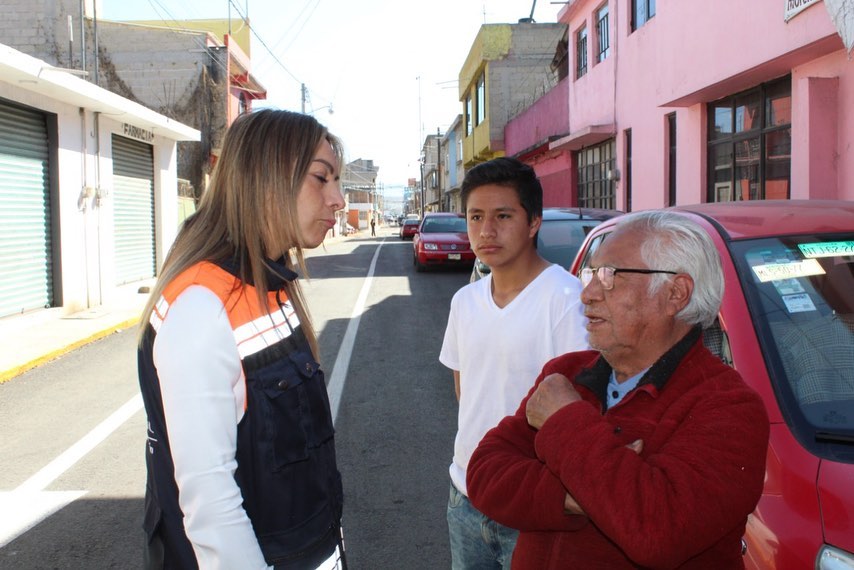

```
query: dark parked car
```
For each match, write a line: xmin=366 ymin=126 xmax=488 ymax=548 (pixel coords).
xmin=413 ymin=212 xmax=475 ymax=272
xmin=471 ymin=207 xmax=623 ymax=281
xmin=570 ymin=200 xmax=854 ymax=570
xmin=399 ymin=218 xmax=420 ymax=240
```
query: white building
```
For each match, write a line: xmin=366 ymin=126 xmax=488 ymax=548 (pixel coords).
xmin=0 ymin=43 xmax=199 ymax=319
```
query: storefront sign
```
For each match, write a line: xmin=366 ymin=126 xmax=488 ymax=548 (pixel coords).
xmin=784 ymin=0 xmax=822 ymax=21
xmin=122 ymin=123 xmax=155 ymax=142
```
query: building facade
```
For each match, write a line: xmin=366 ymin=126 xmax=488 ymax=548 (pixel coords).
xmin=403 ymin=178 xmax=420 ymax=217
xmin=458 ymin=22 xmax=568 ymax=168
xmin=0 ymin=43 xmax=198 ymax=319
xmin=503 ymin=0 xmax=853 ymax=210
xmin=421 ymin=133 xmax=443 ymax=213
xmin=343 ymin=158 xmax=380 ymax=232
xmin=442 ymin=115 xmax=465 ymax=213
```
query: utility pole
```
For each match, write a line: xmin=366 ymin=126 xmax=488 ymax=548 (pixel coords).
xmin=93 ymin=1 xmax=99 ymax=85
xmin=436 ymin=128 xmax=442 ymax=212
xmin=79 ymin=0 xmax=85 ymax=73
xmin=301 ymin=83 xmax=306 ymax=113
xmin=419 ymin=154 xmax=425 ymax=219
xmin=67 ymin=15 xmax=73 ymax=66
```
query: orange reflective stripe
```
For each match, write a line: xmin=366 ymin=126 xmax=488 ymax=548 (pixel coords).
xmin=152 ymin=262 xmax=300 ymax=413
xmin=154 ymin=261 xmax=299 ymax=357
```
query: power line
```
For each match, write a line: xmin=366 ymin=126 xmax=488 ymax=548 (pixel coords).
xmin=141 ymin=0 xmax=231 ymax=80
xmin=266 ymin=0 xmax=322 ymax=59
xmin=115 ymin=0 xmax=323 ymax=111
xmin=226 ymin=0 xmax=301 ymax=86
xmin=226 ymin=0 xmax=331 ymax=107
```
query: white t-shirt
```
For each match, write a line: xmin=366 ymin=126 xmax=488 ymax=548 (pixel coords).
xmin=439 ymin=264 xmax=589 ymax=495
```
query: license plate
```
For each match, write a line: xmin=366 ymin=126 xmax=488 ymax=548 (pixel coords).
xmin=448 ymin=253 xmax=461 ymax=260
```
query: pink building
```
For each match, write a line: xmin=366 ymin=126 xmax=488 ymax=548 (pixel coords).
xmin=506 ymin=0 xmax=853 ymax=210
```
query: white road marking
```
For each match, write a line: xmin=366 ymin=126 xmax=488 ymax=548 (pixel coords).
xmin=0 ymin=393 xmax=143 ymax=547
xmin=327 ymin=239 xmax=384 ymax=424
xmin=0 ymin=490 xmax=85 ymax=548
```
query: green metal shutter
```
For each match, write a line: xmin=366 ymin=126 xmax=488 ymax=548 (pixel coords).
xmin=112 ymin=135 xmax=155 ymax=285
xmin=0 ymin=103 xmax=52 ymax=318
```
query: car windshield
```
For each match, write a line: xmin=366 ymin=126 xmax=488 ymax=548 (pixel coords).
xmin=538 ymin=219 xmax=604 ymax=268
xmin=730 ymin=234 xmax=854 ymax=450
xmin=421 ymin=217 xmax=467 ymax=233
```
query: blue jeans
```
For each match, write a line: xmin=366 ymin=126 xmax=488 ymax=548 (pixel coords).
xmin=447 ymin=483 xmax=519 ymax=570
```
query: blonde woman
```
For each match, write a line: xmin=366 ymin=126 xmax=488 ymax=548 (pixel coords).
xmin=137 ymin=109 xmax=347 ymax=569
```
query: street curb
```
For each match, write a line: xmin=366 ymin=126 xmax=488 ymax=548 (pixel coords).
xmin=0 ymin=316 xmax=141 ymax=385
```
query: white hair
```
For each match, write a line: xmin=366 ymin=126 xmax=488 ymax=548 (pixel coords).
xmin=616 ymin=210 xmax=724 ymax=328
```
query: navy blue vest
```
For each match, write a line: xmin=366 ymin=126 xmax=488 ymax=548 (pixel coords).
xmin=137 ymin=259 xmax=343 ymax=569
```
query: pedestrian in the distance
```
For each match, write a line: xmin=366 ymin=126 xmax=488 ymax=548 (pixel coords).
xmin=439 ymin=157 xmax=589 ymax=569
xmin=137 ymin=109 xmax=347 ymax=569
xmin=370 ymin=217 xmax=376 ymax=236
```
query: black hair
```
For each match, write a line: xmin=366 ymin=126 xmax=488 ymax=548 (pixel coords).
xmin=460 ymin=157 xmax=543 ymax=223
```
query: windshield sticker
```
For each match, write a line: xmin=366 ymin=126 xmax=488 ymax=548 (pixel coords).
xmin=782 ymin=293 xmax=817 ymax=313
xmin=751 ymin=258 xmax=826 ymax=282
xmin=798 ymin=241 xmax=854 ymax=258
xmin=772 ymin=278 xmax=806 ymax=296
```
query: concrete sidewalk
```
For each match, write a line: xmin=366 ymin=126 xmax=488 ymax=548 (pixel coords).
xmin=0 ymin=280 xmax=153 ymax=384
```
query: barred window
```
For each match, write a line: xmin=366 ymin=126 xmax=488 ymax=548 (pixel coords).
xmin=577 ymin=140 xmax=616 ymax=209
xmin=597 ymin=4 xmax=610 ymax=62
xmin=631 ymin=0 xmax=656 ymax=31
xmin=576 ymin=26 xmax=588 ymax=79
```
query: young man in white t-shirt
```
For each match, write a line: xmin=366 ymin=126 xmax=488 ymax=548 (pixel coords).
xmin=439 ymin=157 xmax=589 ymax=569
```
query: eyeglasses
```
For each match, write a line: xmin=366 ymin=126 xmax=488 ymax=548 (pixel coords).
xmin=580 ymin=266 xmax=678 ymax=290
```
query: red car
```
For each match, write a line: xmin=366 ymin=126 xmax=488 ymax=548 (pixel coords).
xmin=570 ymin=200 xmax=854 ymax=570
xmin=413 ymin=212 xmax=475 ymax=272
xmin=399 ymin=218 xmax=420 ymax=240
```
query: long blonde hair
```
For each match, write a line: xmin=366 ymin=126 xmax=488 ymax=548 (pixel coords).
xmin=139 ymin=109 xmax=344 ymax=359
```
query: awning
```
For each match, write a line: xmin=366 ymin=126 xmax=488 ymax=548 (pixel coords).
xmin=231 ymin=71 xmax=267 ymax=101
xmin=549 ymin=124 xmax=615 ymax=152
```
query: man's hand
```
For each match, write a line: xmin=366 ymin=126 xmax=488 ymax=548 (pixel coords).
xmin=526 ymin=373 xmax=582 ymax=430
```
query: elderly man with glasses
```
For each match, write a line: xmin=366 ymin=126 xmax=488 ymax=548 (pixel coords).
xmin=466 ymin=210 xmax=770 ymax=569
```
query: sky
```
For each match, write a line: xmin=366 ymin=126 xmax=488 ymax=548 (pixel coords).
xmin=100 ymin=0 xmax=563 ymax=195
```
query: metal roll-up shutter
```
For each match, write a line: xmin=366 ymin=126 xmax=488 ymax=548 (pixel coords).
xmin=112 ymin=135 xmax=155 ymax=285
xmin=0 ymin=103 xmax=52 ymax=318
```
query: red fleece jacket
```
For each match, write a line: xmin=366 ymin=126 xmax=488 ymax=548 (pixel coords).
xmin=467 ymin=332 xmax=769 ymax=569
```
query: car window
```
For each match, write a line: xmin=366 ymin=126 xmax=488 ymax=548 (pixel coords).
xmin=422 ymin=217 xmax=467 ymax=233
xmin=576 ymin=233 xmax=609 ymax=271
xmin=538 ymin=220 xmax=602 ymax=268
xmin=730 ymin=234 xmax=854 ymax=456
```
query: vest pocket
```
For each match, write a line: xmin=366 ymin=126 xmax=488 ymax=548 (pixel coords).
xmin=252 ymin=352 xmax=335 ymax=471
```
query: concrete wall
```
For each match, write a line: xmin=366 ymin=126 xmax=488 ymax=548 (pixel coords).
xmin=459 ymin=23 xmax=567 ymax=165
xmin=506 ymin=76 xmax=570 ymax=156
